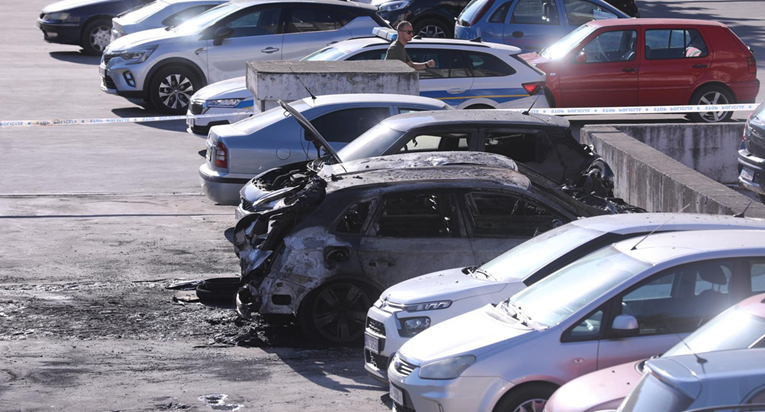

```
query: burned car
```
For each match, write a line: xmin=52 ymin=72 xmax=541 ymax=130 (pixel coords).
xmin=233 ymin=150 xmax=627 ymax=344
xmin=235 ymin=101 xmax=615 ymax=222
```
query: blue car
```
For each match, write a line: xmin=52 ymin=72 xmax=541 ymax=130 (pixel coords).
xmin=455 ymin=0 xmax=629 ymax=52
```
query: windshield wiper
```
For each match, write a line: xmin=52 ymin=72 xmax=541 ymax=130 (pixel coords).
xmin=503 ymin=301 xmax=532 ymax=327
xmin=463 ymin=266 xmax=495 ymax=280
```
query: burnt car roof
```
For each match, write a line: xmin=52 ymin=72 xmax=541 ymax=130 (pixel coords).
xmin=380 ymin=109 xmax=570 ymax=132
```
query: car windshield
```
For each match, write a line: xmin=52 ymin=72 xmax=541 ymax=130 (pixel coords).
xmin=337 ymin=124 xmax=404 ymax=163
xmin=481 ymin=224 xmax=604 ymax=282
xmin=302 ymin=47 xmax=348 ymax=62
xmin=173 ymin=2 xmax=238 ymax=35
xmin=459 ymin=0 xmax=492 ymax=24
xmin=618 ymin=372 xmax=694 ymax=412
xmin=541 ymin=23 xmax=597 ymax=60
xmin=506 ymin=245 xmax=650 ymax=327
xmin=663 ymin=305 xmax=765 ymax=357
xmin=124 ymin=0 xmax=168 ymax=22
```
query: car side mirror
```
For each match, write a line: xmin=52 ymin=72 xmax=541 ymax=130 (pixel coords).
xmin=611 ymin=314 xmax=639 ymax=338
xmin=213 ymin=26 xmax=233 ymax=46
xmin=575 ymin=51 xmax=586 ymax=63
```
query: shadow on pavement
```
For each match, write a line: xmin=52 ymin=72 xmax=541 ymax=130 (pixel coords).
xmin=111 ymin=107 xmax=187 ymax=132
xmin=48 ymin=51 xmax=100 ymax=65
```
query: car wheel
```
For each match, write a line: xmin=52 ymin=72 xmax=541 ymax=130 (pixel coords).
xmin=688 ymin=85 xmax=734 ymax=123
xmin=298 ymin=281 xmax=374 ymax=345
xmin=81 ymin=18 xmax=111 ymax=55
xmin=493 ymin=384 xmax=557 ymax=412
xmin=414 ymin=18 xmax=451 ymax=38
xmin=149 ymin=66 xmax=201 ymax=115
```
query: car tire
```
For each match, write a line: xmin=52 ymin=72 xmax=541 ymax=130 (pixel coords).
xmin=298 ymin=280 xmax=375 ymax=345
xmin=81 ymin=18 xmax=111 ymax=56
xmin=414 ymin=18 xmax=451 ymax=38
xmin=149 ymin=66 xmax=201 ymax=115
xmin=688 ymin=85 xmax=734 ymax=123
xmin=493 ymin=384 xmax=557 ymax=412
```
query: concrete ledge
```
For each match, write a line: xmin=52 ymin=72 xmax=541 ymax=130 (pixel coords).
xmin=582 ymin=126 xmax=765 ymax=218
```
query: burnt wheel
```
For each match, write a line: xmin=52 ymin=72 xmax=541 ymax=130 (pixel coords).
xmin=149 ymin=66 xmax=201 ymax=114
xmin=299 ymin=281 xmax=373 ymax=345
xmin=81 ymin=18 xmax=111 ymax=55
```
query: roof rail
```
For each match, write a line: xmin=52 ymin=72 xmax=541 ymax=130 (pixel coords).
xmin=470 ymin=36 xmax=482 ymax=42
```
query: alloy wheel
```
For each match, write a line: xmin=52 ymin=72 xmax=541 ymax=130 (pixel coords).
xmin=697 ymin=90 xmax=730 ymax=123
xmin=88 ymin=25 xmax=111 ymax=53
xmin=418 ymin=24 xmax=446 ymax=38
xmin=311 ymin=282 xmax=370 ymax=343
xmin=158 ymin=74 xmax=195 ymax=110
xmin=513 ymin=398 xmax=547 ymax=412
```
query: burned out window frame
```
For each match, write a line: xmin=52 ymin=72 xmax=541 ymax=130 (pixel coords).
xmin=365 ymin=190 xmax=464 ymax=238
xmin=459 ymin=188 xmax=566 ymax=238
xmin=479 ymin=126 xmax=562 ymax=171
xmin=331 ymin=197 xmax=380 ymax=235
xmin=385 ymin=126 xmax=481 ymax=155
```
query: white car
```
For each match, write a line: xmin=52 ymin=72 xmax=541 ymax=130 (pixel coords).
xmin=388 ymin=229 xmax=765 ymax=412
xmin=364 ymin=213 xmax=765 ymax=382
xmin=111 ymin=0 xmax=224 ymax=42
xmin=186 ymin=29 xmax=544 ymax=135
xmin=199 ymin=94 xmax=450 ymax=204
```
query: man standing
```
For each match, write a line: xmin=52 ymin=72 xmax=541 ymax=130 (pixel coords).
xmin=385 ymin=21 xmax=435 ymax=71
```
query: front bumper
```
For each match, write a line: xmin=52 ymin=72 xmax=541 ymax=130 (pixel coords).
xmin=199 ymin=164 xmax=253 ymax=205
xmin=388 ymin=358 xmax=510 ymax=412
xmin=186 ymin=100 xmax=254 ymax=136
xmin=99 ymin=55 xmax=150 ymax=99
xmin=365 ymin=305 xmax=409 ymax=382
xmin=738 ymin=143 xmax=765 ymax=196
xmin=37 ymin=20 xmax=81 ymax=45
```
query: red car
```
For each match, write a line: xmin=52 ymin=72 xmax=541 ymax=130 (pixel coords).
xmin=522 ymin=19 xmax=759 ymax=122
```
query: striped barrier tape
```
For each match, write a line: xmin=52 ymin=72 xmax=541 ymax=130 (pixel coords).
xmin=0 ymin=104 xmax=759 ymax=129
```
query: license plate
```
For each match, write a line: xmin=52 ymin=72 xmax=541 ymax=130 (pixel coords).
xmin=98 ymin=65 xmax=106 ymax=77
xmin=741 ymin=168 xmax=754 ymax=182
xmin=389 ymin=384 xmax=404 ymax=406
xmin=364 ymin=333 xmax=379 ymax=354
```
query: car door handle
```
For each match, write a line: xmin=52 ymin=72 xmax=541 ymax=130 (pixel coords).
xmin=622 ymin=67 xmax=638 ymax=72
xmin=194 ymin=47 xmax=206 ymax=55
xmin=447 ymin=88 xmax=466 ymax=94
xmin=261 ymin=47 xmax=280 ymax=54
xmin=512 ymin=31 xmax=524 ymax=38
xmin=692 ymin=64 xmax=708 ymax=68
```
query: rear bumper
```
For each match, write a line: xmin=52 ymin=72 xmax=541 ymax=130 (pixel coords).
xmin=199 ymin=164 xmax=252 ymax=205
xmin=729 ymin=79 xmax=760 ymax=103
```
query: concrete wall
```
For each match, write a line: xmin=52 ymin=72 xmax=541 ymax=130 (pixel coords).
xmin=246 ymin=61 xmax=419 ymax=111
xmin=600 ymin=123 xmax=745 ymax=184
xmin=582 ymin=126 xmax=765 ymax=218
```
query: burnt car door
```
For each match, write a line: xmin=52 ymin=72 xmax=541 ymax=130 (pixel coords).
xmin=358 ymin=190 xmax=474 ymax=288
xmin=460 ymin=189 xmax=567 ymax=265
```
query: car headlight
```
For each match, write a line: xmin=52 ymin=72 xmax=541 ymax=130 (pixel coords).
xmin=378 ymin=0 xmax=412 ymax=12
xmin=398 ymin=317 xmax=430 ymax=337
xmin=44 ymin=12 xmax=70 ymax=21
xmin=120 ymin=46 xmax=156 ymax=64
xmin=207 ymin=98 xmax=245 ymax=108
xmin=403 ymin=300 xmax=452 ymax=312
xmin=418 ymin=355 xmax=476 ymax=380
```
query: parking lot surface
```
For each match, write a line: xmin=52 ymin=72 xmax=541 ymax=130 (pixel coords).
xmin=1 ymin=0 xmax=765 ymax=410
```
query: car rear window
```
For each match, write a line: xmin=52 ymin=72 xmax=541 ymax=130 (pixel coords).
xmin=465 ymin=52 xmax=516 ymax=76
xmin=645 ymin=29 xmax=708 ymax=59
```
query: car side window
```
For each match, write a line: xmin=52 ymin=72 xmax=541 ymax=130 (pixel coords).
xmin=489 ymin=1 xmax=511 ymax=23
xmin=511 ymin=0 xmax=560 ymax=25
xmin=645 ymin=29 xmax=708 ymax=59
xmin=408 ymin=49 xmax=470 ymax=79
xmin=463 ymin=192 xmax=561 ymax=237
xmin=374 ymin=193 xmax=454 ymax=238
xmin=569 ymin=310 xmax=604 ymax=338
xmin=311 ymin=107 xmax=390 ymax=143
xmin=562 ymin=0 xmax=617 ymax=27
xmin=398 ymin=132 xmax=471 ymax=153
xmin=580 ymin=30 xmax=637 ymax=63
xmin=483 ymin=129 xmax=553 ymax=163
xmin=346 ymin=49 xmax=387 ymax=61
xmin=464 ymin=52 xmax=516 ymax=77
xmin=749 ymin=259 xmax=765 ymax=293
xmin=286 ymin=7 xmax=351 ymax=33
xmin=335 ymin=201 xmax=372 ymax=234
xmin=618 ymin=259 xmax=738 ymax=336
xmin=225 ymin=7 xmax=283 ymax=38
xmin=161 ymin=5 xmax=217 ymax=27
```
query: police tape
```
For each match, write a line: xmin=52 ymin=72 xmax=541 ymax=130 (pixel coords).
xmin=0 ymin=104 xmax=759 ymax=129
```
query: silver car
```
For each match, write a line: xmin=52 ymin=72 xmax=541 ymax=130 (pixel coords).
xmin=388 ymin=229 xmax=765 ymax=412
xmin=100 ymin=0 xmax=386 ymax=113
xmin=111 ymin=0 xmax=225 ymax=42
xmin=199 ymin=94 xmax=450 ymax=205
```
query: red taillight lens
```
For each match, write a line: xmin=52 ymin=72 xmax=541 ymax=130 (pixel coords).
xmin=215 ymin=141 xmax=227 ymax=169
xmin=747 ymin=55 xmax=757 ymax=75
xmin=469 ymin=0 xmax=495 ymax=26
xmin=522 ymin=81 xmax=544 ymax=96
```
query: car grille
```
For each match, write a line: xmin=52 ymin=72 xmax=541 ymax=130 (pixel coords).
xmin=241 ymin=197 xmax=256 ymax=212
xmin=366 ymin=317 xmax=385 ymax=335
xmin=365 ymin=349 xmax=389 ymax=371
xmin=190 ymin=102 xmax=204 ymax=115
xmin=393 ymin=357 xmax=416 ymax=377
xmin=102 ymin=75 xmax=116 ymax=90
xmin=102 ymin=54 xmax=117 ymax=66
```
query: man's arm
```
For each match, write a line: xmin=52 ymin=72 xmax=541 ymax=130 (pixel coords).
xmin=407 ymin=60 xmax=435 ymax=71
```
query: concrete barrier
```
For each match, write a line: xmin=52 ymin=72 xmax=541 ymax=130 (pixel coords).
xmin=582 ymin=126 xmax=765 ymax=218
xmin=246 ymin=60 xmax=419 ymax=112
xmin=593 ymin=123 xmax=745 ymax=184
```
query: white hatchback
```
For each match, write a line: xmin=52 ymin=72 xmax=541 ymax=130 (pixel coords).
xmin=388 ymin=229 xmax=765 ymax=412
xmin=364 ymin=213 xmax=765 ymax=382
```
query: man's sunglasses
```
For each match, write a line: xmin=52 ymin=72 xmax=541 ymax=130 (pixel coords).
xmin=398 ymin=30 xmax=414 ymax=34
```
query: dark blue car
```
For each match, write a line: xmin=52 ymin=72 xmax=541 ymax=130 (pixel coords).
xmin=37 ymin=0 xmax=153 ymax=55
xmin=738 ymin=102 xmax=765 ymax=204
xmin=455 ymin=0 xmax=628 ymax=52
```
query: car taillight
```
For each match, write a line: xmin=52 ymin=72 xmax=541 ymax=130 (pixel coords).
xmin=747 ymin=55 xmax=757 ymax=75
xmin=215 ymin=141 xmax=227 ymax=169
xmin=522 ymin=81 xmax=544 ymax=96
xmin=469 ymin=0 xmax=495 ymax=26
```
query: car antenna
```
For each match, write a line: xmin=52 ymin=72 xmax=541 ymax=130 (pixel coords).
xmin=734 ymin=201 xmax=753 ymax=218
xmin=662 ymin=319 xmax=707 ymax=365
xmin=630 ymin=204 xmax=690 ymax=251
xmin=289 ymin=67 xmax=317 ymax=104
xmin=522 ymin=94 xmax=542 ymax=116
